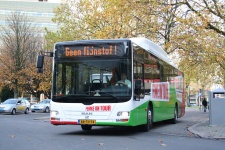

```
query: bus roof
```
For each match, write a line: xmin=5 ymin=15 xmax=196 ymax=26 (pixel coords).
xmin=55 ymin=37 xmax=178 ymax=69
xmin=129 ymin=38 xmax=174 ymax=67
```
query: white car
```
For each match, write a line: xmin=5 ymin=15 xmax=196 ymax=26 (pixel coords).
xmin=31 ymin=99 xmax=51 ymax=113
xmin=0 ymin=98 xmax=30 ymax=115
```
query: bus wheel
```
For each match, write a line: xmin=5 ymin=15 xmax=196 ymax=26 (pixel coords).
xmin=81 ymin=125 xmax=92 ymax=131
xmin=141 ymin=105 xmax=153 ymax=132
xmin=170 ymin=105 xmax=178 ymax=124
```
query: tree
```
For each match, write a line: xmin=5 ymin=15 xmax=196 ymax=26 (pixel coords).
xmin=0 ymin=12 xmax=51 ymax=99
xmin=46 ymin=0 xmax=180 ymax=50
xmin=46 ymin=0 xmax=137 ymax=43
xmin=46 ymin=0 xmax=225 ymax=91
xmin=172 ymin=0 xmax=225 ymax=89
xmin=0 ymin=85 xmax=14 ymax=102
xmin=18 ymin=61 xmax=52 ymax=99
xmin=183 ymin=0 xmax=225 ymax=36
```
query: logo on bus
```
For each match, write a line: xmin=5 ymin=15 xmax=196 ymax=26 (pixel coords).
xmin=86 ymin=105 xmax=111 ymax=111
xmin=151 ymin=82 xmax=169 ymax=101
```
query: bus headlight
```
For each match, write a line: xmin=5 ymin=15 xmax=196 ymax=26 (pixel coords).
xmin=51 ymin=110 xmax=59 ymax=116
xmin=117 ymin=111 xmax=130 ymax=117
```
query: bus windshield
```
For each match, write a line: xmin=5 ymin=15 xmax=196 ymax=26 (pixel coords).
xmin=52 ymin=42 xmax=132 ymax=103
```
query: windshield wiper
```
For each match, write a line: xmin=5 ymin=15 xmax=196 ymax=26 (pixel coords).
xmin=53 ymin=94 xmax=88 ymax=100
xmin=99 ymin=91 xmax=120 ymax=102
xmin=53 ymin=92 xmax=120 ymax=103
xmin=66 ymin=94 xmax=88 ymax=96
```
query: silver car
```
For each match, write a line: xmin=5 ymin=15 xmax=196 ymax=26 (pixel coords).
xmin=31 ymin=99 xmax=51 ymax=113
xmin=0 ymin=98 xmax=30 ymax=115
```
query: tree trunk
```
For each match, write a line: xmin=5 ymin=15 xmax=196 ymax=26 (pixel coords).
xmin=14 ymin=80 xmax=18 ymax=98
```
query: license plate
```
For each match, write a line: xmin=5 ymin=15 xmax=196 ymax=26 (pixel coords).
xmin=79 ymin=120 xmax=96 ymax=125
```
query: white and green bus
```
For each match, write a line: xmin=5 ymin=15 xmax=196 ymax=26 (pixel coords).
xmin=37 ymin=37 xmax=185 ymax=131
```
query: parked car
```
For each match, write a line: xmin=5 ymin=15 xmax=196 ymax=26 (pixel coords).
xmin=0 ymin=98 xmax=30 ymax=115
xmin=31 ymin=99 xmax=51 ymax=113
xmin=19 ymin=97 xmax=38 ymax=105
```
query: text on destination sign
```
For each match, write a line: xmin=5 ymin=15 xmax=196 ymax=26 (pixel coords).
xmin=65 ymin=45 xmax=118 ymax=57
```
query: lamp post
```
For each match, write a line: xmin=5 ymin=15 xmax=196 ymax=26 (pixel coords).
xmin=188 ymin=85 xmax=190 ymax=106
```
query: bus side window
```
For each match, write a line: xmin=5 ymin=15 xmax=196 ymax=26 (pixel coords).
xmin=133 ymin=60 xmax=145 ymax=99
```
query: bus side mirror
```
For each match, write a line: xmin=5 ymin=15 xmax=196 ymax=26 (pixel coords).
xmin=135 ymin=79 xmax=141 ymax=92
xmin=36 ymin=55 xmax=44 ymax=73
xmin=134 ymin=79 xmax=141 ymax=101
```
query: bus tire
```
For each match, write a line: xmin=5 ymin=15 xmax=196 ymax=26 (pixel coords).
xmin=141 ymin=105 xmax=153 ymax=132
xmin=170 ymin=105 xmax=178 ymax=124
xmin=81 ymin=125 xmax=92 ymax=131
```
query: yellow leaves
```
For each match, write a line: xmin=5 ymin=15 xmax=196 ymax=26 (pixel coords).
xmin=38 ymin=82 xmax=51 ymax=92
xmin=158 ymin=140 xmax=167 ymax=147
xmin=50 ymin=0 xmax=140 ymax=40
xmin=0 ymin=45 xmax=52 ymax=96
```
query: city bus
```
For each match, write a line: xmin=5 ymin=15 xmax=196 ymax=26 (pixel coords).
xmin=37 ymin=37 xmax=185 ymax=131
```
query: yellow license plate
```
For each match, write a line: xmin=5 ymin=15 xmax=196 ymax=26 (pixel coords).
xmin=80 ymin=120 xmax=96 ymax=125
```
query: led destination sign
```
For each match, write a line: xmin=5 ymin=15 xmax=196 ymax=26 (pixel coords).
xmin=56 ymin=43 xmax=126 ymax=58
xmin=66 ymin=45 xmax=117 ymax=57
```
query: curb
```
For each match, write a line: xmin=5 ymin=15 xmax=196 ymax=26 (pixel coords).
xmin=34 ymin=117 xmax=50 ymax=120
xmin=188 ymin=121 xmax=208 ymax=138
xmin=188 ymin=119 xmax=225 ymax=139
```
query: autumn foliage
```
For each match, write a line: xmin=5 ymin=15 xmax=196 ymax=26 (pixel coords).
xmin=0 ymin=12 xmax=52 ymax=99
xmin=0 ymin=0 xmax=224 ymax=99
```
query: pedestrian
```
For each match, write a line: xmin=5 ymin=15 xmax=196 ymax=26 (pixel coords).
xmin=202 ymin=98 xmax=207 ymax=112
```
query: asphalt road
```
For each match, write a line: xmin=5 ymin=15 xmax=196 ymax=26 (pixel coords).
xmin=0 ymin=108 xmax=225 ymax=150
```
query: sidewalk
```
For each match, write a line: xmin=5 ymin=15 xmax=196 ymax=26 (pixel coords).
xmin=187 ymin=107 xmax=225 ymax=139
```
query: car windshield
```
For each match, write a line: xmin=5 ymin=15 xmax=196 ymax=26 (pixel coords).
xmin=3 ymin=99 xmax=17 ymax=104
xmin=39 ymin=100 xmax=50 ymax=104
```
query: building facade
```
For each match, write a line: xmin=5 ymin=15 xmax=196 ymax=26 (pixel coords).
xmin=0 ymin=0 xmax=60 ymax=36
